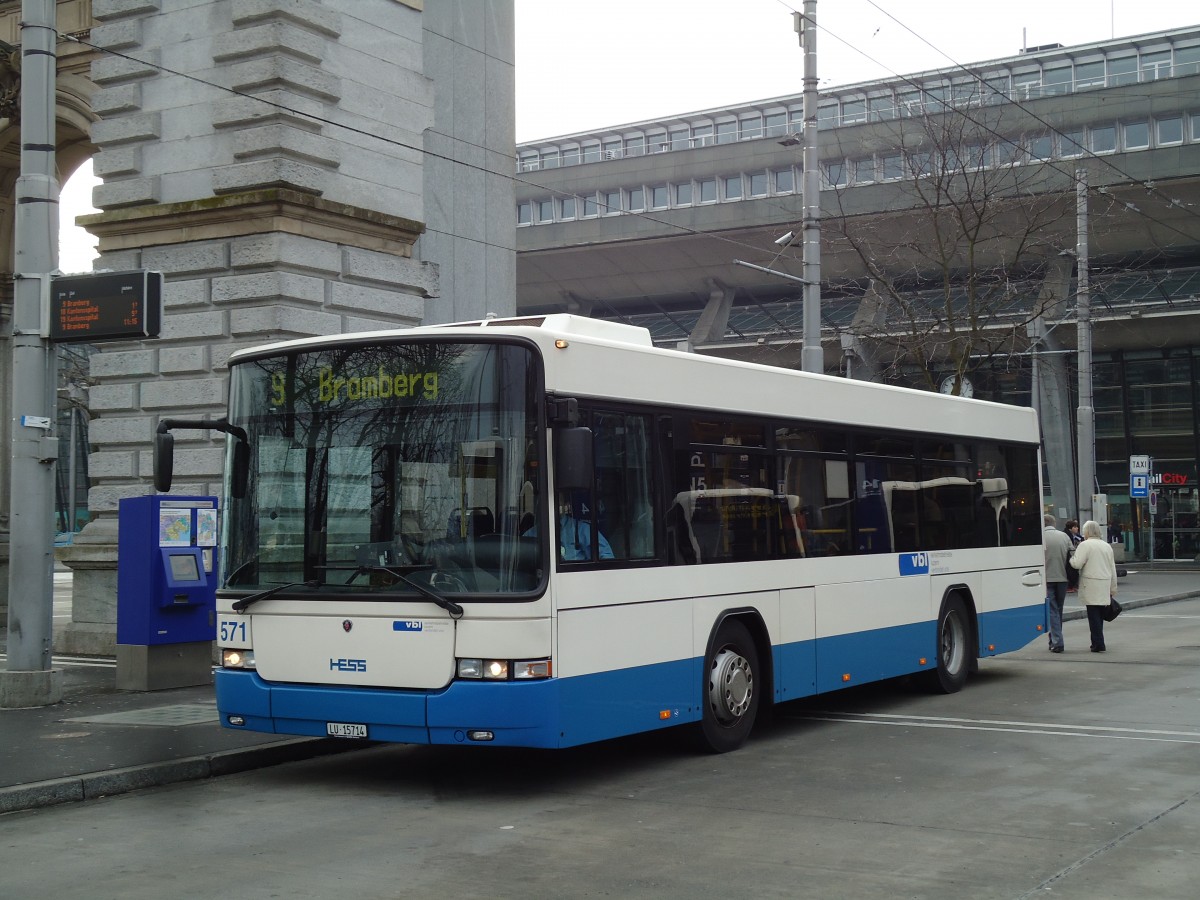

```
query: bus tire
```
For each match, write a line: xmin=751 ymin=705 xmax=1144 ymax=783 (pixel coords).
xmin=698 ymin=619 xmax=760 ymax=753
xmin=929 ymin=595 xmax=970 ymax=694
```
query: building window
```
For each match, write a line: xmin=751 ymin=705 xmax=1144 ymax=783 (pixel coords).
xmin=869 ymin=95 xmax=895 ymax=121
xmin=699 ymin=178 xmax=717 ymax=202
xmin=740 ymin=115 xmax=763 ymax=140
xmin=625 ymin=136 xmax=645 ymax=157
xmin=602 ymin=138 xmax=622 ymax=159
xmin=583 ymin=195 xmax=598 ymax=217
xmin=723 ymin=175 xmax=742 ymax=200
xmin=647 ymin=131 xmax=667 ymax=153
xmin=897 ymin=89 xmax=923 ymax=116
xmin=774 ymin=168 xmax=794 ymax=193
xmin=1192 ymin=115 xmax=1200 ymax=143
xmin=669 ymin=127 xmax=690 ymax=151
xmin=1042 ymin=64 xmax=1072 ymax=95
xmin=628 ymin=187 xmax=645 ymax=212
xmin=582 ymin=143 xmax=601 ymax=164
xmin=1176 ymin=45 xmax=1200 ymax=76
xmin=559 ymin=197 xmax=575 ymax=220
xmin=1140 ymin=50 xmax=1171 ymax=80
xmin=675 ymin=181 xmax=693 ymax=205
xmin=693 ymin=124 xmax=714 ymax=147
xmin=748 ymin=172 xmax=768 ymax=197
xmin=908 ymin=151 xmax=931 ymax=177
xmin=1108 ymin=55 xmax=1137 ymax=86
xmin=517 ymin=201 xmax=531 ymax=225
xmin=852 ymin=157 xmax=874 ymax=184
xmin=817 ymin=102 xmax=839 ymax=130
xmin=603 ymin=191 xmax=621 ymax=214
xmin=651 ymin=185 xmax=669 ymax=208
xmin=540 ymin=150 xmax=560 ymax=169
xmin=1013 ymin=71 xmax=1042 ymax=100
xmin=881 ymin=154 xmax=903 ymax=180
xmin=1157 ymin=116 xmax=1183 ymax=145
xmin=1074 ymin=60 xmax=1106 ymax=89
xmin=825 ymin=161 xmax=847 ymax=188
xmin=982 ymin=75 xmax=1010 ymax=104
xmin=1124 ymin=121 xmax=1149 ymax=150
xmin=561 ymin=147 xmax=580 ymax=167
xmin=716 ymin=120 xmax=738 ymax=144
xmin=1027 ymin=134 xmax=1053 ymax=161
xmin=765 ymin=111 xmax=788 ymax=137
xmin=519 ymin=153 xmax=539 ymax=172
xmin=1089 ymin=125 xmax=1117 ymax=154
xmin=1060 ymin=129 xmax=1085 ymax=158
xmin=537 ymin=199 xmax=554 ymax=223
xmin=841 ymin=98 xmax=867 ymax=124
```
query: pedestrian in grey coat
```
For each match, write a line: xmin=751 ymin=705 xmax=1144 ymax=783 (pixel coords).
xmin=1043 ymin=514 xmax=1072 ymax=652
xmin=1070 ymin=520 xmax=1118 ymax=652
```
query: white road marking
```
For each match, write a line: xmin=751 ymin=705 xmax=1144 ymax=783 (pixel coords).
xmin=786 ymin=709 xmax=1200 ymax=744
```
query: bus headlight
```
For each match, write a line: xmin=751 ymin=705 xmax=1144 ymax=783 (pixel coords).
xmin=513 ymin=659 xmax=552 ymax=679
xmin=222 ymin=648 xmax=256 ymax=669
xmin=456 ymin=658 xmax=551 ymax=680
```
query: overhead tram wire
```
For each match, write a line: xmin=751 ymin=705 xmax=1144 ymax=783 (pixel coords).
xmin=61 ymin=20 xmax=1196 ymax=330
xmin=836 ymin=0 xmax=1200 ymax=239
xmin=56 ymin=31 xmax=809 ymax=272
xmin=769 ymin=0 xmax=1200 ymax=251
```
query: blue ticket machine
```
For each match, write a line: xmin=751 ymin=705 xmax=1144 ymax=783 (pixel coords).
xmin=116 ymin=495 xmax=219 ymax=690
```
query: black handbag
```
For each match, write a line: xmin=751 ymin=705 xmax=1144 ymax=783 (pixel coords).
xmin=1102 ymin=598 xmax=1122 ymax=622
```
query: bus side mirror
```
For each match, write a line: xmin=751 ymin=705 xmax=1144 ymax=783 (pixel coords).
xmin=153 ymin=431 xmax=174 ymax=493
xmin=554 ymin=427 xmax=593 ymax=492
xmin=231 ymin=439 xmax=250 ymax=500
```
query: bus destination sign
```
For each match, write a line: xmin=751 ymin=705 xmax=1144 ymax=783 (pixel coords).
xmin=50 ymin=270 xmax=163 ymax=343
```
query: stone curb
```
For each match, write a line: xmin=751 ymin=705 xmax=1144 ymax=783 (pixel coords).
xmin=1061 ymin=590 xmax=1199 ymax=621
xmin=0 ymin=737 xmax=362 ymax=815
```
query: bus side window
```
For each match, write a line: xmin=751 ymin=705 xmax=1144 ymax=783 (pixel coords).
xmin=592 ymin=412 xmax=655 ymax=561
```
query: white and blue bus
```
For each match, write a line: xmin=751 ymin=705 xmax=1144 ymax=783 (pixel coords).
xmin=156 ymin=315 xmax=1046 ymax=752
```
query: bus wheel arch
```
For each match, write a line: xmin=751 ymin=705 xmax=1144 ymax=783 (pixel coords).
xmin=697 ymin=611 xmax=769 ymax=753
xmin=928 ymin=589 xmax=975 ymax=694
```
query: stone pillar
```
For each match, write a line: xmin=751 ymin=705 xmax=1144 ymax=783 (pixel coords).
xmin=57 ymin=0 xmax=515 ymax=654
xmin=1028 ymin=256 xmax=1077 ymax=519
xmin=419 ymin=1 xmax=516 ymax=324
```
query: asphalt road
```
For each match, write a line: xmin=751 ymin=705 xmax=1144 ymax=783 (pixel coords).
xmin=2 ymin=598 xmax=1198 ymax=900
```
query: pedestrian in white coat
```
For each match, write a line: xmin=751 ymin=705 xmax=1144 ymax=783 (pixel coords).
xmin=1069 ymin=520 xmax=1118 ymax=652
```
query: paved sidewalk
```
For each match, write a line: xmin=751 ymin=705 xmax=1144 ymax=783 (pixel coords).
xmin=2 ymin=566 xmax=1197 ymax=815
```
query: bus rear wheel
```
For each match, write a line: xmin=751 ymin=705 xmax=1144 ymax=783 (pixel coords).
xmin=929 ymin=595 xmax=970 ymax=694
xmin=699 ymin=619 xmax=760 ymax=753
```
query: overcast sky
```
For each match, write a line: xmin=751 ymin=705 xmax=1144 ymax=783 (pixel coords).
xmin=515 ymin=0 xmax=1199 ymax=140
xmin=60 ymin=1 xmax=1200 ymax=270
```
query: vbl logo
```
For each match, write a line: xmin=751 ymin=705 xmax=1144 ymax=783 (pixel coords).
xmin=330 ymin=658 xmax=367 ymax=672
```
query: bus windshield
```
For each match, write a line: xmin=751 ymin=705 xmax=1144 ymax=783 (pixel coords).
xmin=222 ymin=340 xmax=543 ymax=597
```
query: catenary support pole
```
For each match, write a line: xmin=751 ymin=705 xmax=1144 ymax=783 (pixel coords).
xmin=2 ymin=0 xmax=61 ymax=708
xmin=798 ymin=0 xmax=823 ymax=374
xmin=1075 ymin=168 xmax=1095 ymax=529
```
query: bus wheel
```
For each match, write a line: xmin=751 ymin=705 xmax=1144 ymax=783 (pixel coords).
xmin=699 ymin=619 xmax=760 ymax=753
xmin=929 ymin=596 xmax=970 ymax=694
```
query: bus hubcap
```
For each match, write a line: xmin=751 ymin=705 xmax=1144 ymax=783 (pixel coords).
xmin=709 ymin=648 xmax=753 ymax=723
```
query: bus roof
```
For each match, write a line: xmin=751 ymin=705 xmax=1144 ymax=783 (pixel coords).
xmin=227 ymin=314 xmax=1039 ymax=444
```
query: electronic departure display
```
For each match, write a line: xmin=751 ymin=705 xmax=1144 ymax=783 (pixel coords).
xmin=50 ymin=271 xmax=163 ymax=343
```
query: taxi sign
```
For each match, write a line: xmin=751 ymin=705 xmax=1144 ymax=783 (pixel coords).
xmin=1129 ymin=455 xmax=1151 ymax=475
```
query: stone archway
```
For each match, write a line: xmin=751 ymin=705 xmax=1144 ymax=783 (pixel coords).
xmin=2 ymin=1 xmax=516 ymax=661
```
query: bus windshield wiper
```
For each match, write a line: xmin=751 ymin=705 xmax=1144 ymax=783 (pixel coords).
xmin=350 ymin=565 xmax=464 ymax=619
xmin=231 ymin=579 xmax=322 ymax=613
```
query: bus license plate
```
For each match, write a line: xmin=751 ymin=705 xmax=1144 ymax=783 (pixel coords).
xmin=326 ymin=722 xmax=368 ymax=739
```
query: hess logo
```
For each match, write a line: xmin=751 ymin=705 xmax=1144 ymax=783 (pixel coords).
xmin=330 ymin=658 xmax=367 ymax=672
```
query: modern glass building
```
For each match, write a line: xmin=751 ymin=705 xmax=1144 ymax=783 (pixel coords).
xmin=515 ymin=26 xmax=1200 ymax=562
